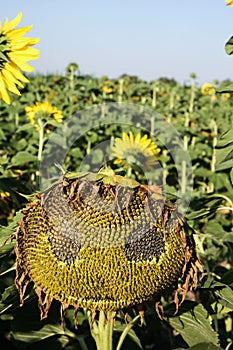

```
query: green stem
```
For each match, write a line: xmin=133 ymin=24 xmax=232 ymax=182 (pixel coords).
xmin=15 ymin=112 xmax=19 ymax=128
xmin=181 ymin=134 xmax=188 ymax=195
xmin=169 ymin=91 xmax=174 ymax=110
xmin=152 ymin=86 xmax=157 ymax=108
xmin=69 ymin=67 xmax=74 ymax=89
xmin=126 ymin=165 xmax=132 ymax=178
xmin=116 ymin=315 xmax=141 ymax=350
xmin=86 ymin=139 xmax=91 ymax=155
xmin=189 ymin=79 xmax=195 ymax=114
xmin=37 ymin=118 xmax=45 ymax=162
xmin=118 ymin=78 xmax=124 ymax=102
xmin=89 ymin=311 xmax=114 ymax=350
xmin=208 ymin=120 xmax=217 ymax=193
xmin=210 ymin=120 xmax=217 ymax=173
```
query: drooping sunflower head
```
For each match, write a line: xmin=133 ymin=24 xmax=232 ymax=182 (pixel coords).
xmin=0 ymin=12 xmax=40 ymax=104
xmin=25 ymin=101 xmax=63 ymax=131
xmin=111 ymin=131 xmax=160 ymax=172
xmin=201 ymin=83 xmax=215 ymax=96
xmin=15 ymin=171 xmax=201 ymax=319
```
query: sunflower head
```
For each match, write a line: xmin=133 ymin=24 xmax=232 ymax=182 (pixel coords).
xmin=0 ymin=12 xmax=40 ymax=104
xmin=221 ymin=93 xmax=231 ymax=102
xmin=111 ymin=131 xmax=160 ymax=173
xmin=25 ymin=101 xmax=63 ymax=131
xmin=201 ymin=83 xmax=215 ymax=96
xmin=15 ymin=171 xmax=201 ymax=319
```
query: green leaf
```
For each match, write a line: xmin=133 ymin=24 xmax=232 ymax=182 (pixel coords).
xmin=0 ymin=285 xmax=20 ymax=315
xmin=0 ymin=210 xmax=24 ymax=257
xmin=11 ymin=151 xmax=37 ymax=166
xmin=188 ymin=343 xmax=223 ymax=350
xmin=169 ymin=304 xmax=219 ymax=347
xmin=217 ymin=129 xmax=233 ymax=148
xmin=11 ymin=323 xmax=76 ymax=345
xmin=215 ymin=129 xmax=233 ymax=171
xmin=0 ymin=210 xmax=23 ymax=245
xmin=230 ymin=168 xmax=233 ymax=185
xmin=215 ymin=286 xmax=233 ymax=310
xmin=187 ymin=196 xmax=223 ymax=220
xmin=221 ymin=269 xmax=233 ymax=286
xmin=225 ymin=36 xmax=233 ymax=55
xmin=216 ymin=83 xmax=233 ymax=93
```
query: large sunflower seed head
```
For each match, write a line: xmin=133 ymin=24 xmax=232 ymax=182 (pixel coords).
xmin=15 ymin=173 xmax=202 ymax=318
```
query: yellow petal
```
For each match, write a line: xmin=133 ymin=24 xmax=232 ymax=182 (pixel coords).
xmin=1 ymin=69 xmax=22 ymax=94
xmin=226 ymin=0 xmax=233 ymax=6
xmin=141 ymin=139 xmax=152 ymax=148
xmin=4 ymin=62 xmax=29 ymax=83
xmin=122 ymin=132 xmax=129 ymax=141
xmin=140 ymin=134 xmax=148 ymax=143
xmin=135 ymin=132 xmax=141 ymax=143
xmin=0 ymin=73 xmax=11 ymax=104
xmin=7 ymin=56 xmax=35 ymax=72
xmin=7 ymin=26 xmax=33 ymax=39
xmin=2 ymin=12 xmax=22 ymax=34
xmin=4 ymin=79 xmax=21 ymax=95
xmin=9 ymin=37 xmax=40 ymax=50
xmin=9 ymin=47 xmax=40 ymax=58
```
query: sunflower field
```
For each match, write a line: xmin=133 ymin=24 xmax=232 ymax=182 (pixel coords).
xmin=0 ymin=10 xmax=233 ymax=350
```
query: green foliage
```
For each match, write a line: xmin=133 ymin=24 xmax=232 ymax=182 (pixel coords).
xmin=0 ymin=71 xmax=233 ymax=349
xmin=169 ymin=304 xmax=219 ymax=347
xmin=225 ymin=36 xmax=233 ymax=55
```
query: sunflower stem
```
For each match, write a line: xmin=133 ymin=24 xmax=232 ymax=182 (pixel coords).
xmin=90 ymin=311 xmax=114 ymax=350
xmin=207 ymin=119 xmax=218 ymax=193
xmin=126 ymin=165 xmax=132 ymax=178
xmin=118 ymin=78 xmax=124 ymax=102
xmin=116 ymin=315 xmax=141 ymax=350
xmin=15 ymin=112 xmax=19 ymax=128
xmin=37 ymin=118 xmax=44 ymax=162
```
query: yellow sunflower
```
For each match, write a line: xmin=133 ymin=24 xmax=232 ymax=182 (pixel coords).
xmin=0 ymin=12 xmax=40 ymax=104
xmin=226 ymin=0 xmax=233 ymax=6
xmin=25 ymin=101 xmax=63 ymax=130
xmin=201 ymin=83 xmax=215 ymax=96
xmin=0 ymin=191 xmax=10 ymax=200
xmin=111 ymin=131 xmax=160 ymax=171
xmin=222 ymin=92 xmax=231 ymax=102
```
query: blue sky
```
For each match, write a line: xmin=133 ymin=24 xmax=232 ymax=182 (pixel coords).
xmin=1 ymin=0 xmax=233 ymax=85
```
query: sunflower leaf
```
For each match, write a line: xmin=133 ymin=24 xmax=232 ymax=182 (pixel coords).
xmin=225 ymin=36 xmax=233 ymax=55
xmin=188 ymin=343 xmax=223 ymax=350
xmin=11 ymin=151 xmax=37 ymax=166
xmin=230 ymin=168 xmax=233 ymax=185
xmin=168 ymin=304 xmax=219 ymax=347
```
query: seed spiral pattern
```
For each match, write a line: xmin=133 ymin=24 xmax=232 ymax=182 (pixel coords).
xmin=16 ymin=174 xmax=187 ymax=311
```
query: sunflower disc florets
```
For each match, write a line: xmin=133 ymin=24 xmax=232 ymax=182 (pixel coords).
xmin=15 ymin=173 xmax=201 ymax=318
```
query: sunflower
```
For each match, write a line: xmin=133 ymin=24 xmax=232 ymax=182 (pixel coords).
xmin=226 ymin=0 xmax=233 ymax=6
xmin=25 ymin=101 xmax=63 ymax=130
xmin=0 ymin=191 xmax=10 ymax=200
xmin=201 ymin=83 xmax=215 ymax=96
xmin=221 ymin=92 xmax=231 ymax=102
xmin=111 ymin=131 xmax=160 ymax=171
xmin=15 ymin=171 xmax=201 ymax=318
xmin=0 ymin=12 xmax=40 ymax=104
